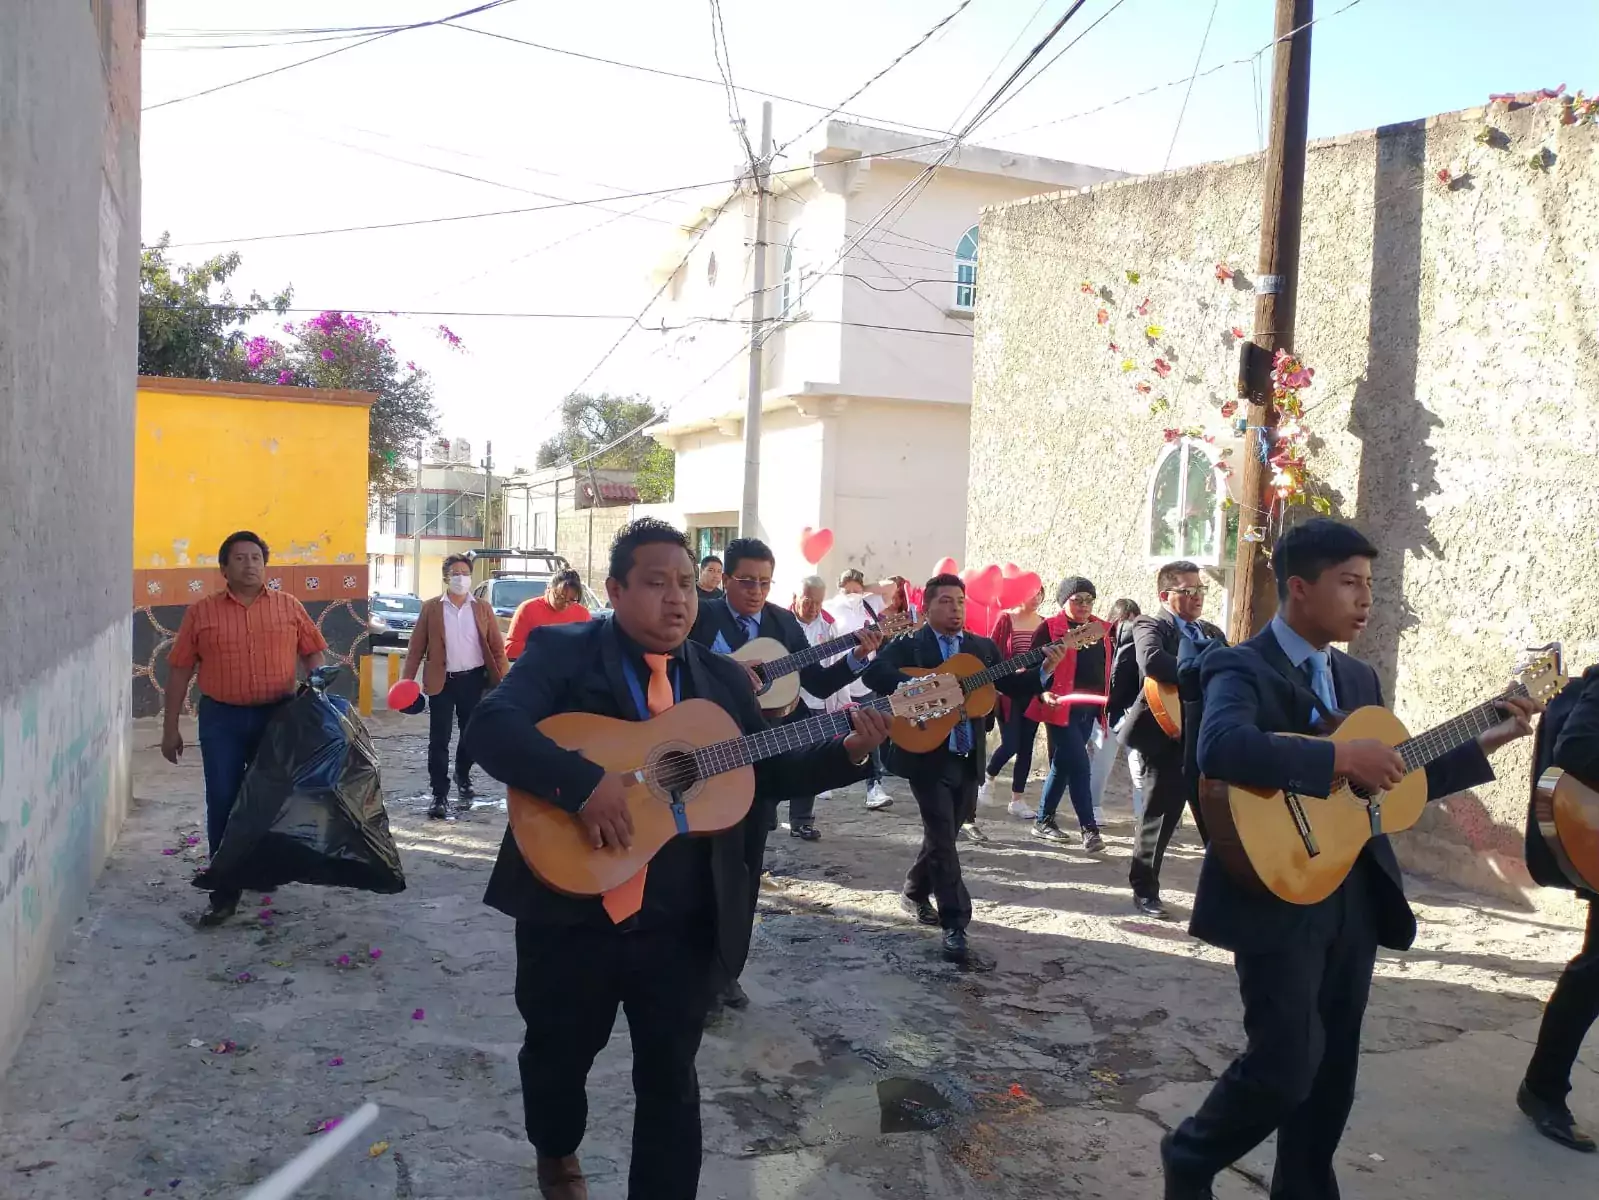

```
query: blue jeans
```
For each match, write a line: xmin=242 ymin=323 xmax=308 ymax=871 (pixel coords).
xmin=986 ymin=703 xmax=1039 ymax=793
xmin=1037 ymin=708 xmax=1098 ymax=831
xmin=197 ymin=696 xmax=283 ymax=855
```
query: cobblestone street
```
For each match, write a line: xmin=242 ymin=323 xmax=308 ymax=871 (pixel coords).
xmin=1 ymin=714 xmax=1595 ymax=1199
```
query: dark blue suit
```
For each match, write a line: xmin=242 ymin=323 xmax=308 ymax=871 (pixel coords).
xmin=1167 ymin=626 xmax=1495 ymax=1199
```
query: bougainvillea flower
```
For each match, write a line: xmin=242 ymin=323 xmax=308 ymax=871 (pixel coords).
xmin=412 ymin=1008 xmax=426 ymax=1021
xmin=329 ymin=1057 xmax=344 ymax=1067
xmin=337 ymin=955 xmax=351 ymax=967
xmin=369 ymin=948 xmax=383 ymax=960
xmin=235 ymin=972 xmax=252 ymax=984
xmin=162 ymin=848 xmax=177 ymax=856
xmin=1153 ymin=358 xmax=1172 ymax=378
xmin=314 ymin=1118 xmax=342 ymax=1135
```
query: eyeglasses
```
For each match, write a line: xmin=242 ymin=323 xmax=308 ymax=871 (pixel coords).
xmin=1168 ymin=586 xmax=1208 ymax=598
xmin=728 ymin=576 xmax=772 ymax=591
xmin=1066 ymin=593 xmax=1094 ymax=605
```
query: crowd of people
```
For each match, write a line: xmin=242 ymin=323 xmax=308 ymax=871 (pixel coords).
xmin=158 ymin=517 xmax=1597 ymax=1200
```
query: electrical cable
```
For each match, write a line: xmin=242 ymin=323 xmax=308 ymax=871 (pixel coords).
xmin=1163 ymin=0 xmax=1222 ymax=170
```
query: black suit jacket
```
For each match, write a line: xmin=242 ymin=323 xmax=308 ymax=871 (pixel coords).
xmin=463 ymin=616 xmax=868 ymax=976
xmin=1123 ymin=609 xmax=1226 ymax=756
xmin=689 ymin=596 xmax=860 ymax=703
xmin=862 ymin=625 xmax=1045 ymax=778
xmin=1189 ymin=627 xmax=1495 ymax=954
xmin=1525 ymin=664 xmax=1599 ymax=901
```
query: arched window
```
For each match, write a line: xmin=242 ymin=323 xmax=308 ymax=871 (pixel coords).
xmin=780 ymin=231 xmax=803 ymax=317
xmin=1147 ymin=438 xmax=1235 ymax=566
xmin=954 ymin=225 xmax=979 ymax=310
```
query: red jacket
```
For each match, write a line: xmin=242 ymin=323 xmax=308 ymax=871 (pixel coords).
xmin=1025 ymin=613 xmax=1112 ymax=728
xmin=990 ymin=611 xmax=1048 ymax=723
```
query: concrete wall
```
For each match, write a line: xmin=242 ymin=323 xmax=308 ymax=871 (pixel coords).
xmin=0 ymin=0 xmax=141 ymax=1068
xmin=967 ymin=102 xmax=1599 ymax=905
xmin=131 ymin=379 xmax=374 ymax=718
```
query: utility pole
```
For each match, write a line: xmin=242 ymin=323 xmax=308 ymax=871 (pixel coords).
xmin=480 ymin=440 xmax=495 ymax=547
xmin=1227 ymin=0 xmax=1313 ymax=644
xmin=739 ymin=101 xmax=773 ymax=538
xmin=410 ymin=440 xmax=423 ymax=596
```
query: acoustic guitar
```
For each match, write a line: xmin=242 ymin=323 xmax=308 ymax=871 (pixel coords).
xmin=1144 ymin=678 xmax=1183 ymax=739
xmin=507 ymin=674 xmax=963 ymax=896
xmin=731 ymin=609 xmax=920 ymax=717
xmin=1533 ymin=767 xmax=1599 ymax=893
xmin=1200 ymin=648 xmax=1565 ymax=905
xmin=890 ymin=623 xmax=1107 ymax=754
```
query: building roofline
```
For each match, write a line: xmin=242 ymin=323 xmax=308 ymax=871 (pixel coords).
xmin=137 ymin=376 xmax=376 ymax=408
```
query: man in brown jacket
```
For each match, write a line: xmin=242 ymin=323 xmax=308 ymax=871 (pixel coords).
xmin=403 ymin=554 xmax=509 ymax=819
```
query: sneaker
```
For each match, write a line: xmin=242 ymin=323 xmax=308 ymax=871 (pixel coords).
xmin=1007 ymin=796 xmax=1034 ymax=819
xmin=959 ymin=820 xmax=990 ymax=844
xmin=428 ymin=797 xmax=453 ymax=821
xmin=1082 ymin=830 xmax=1105 ymax=853
xmin=789 ymin=823 xmax=821 ymax=841
xmin=865 ymin=783 xmax=894 ymax=811
xmin=977 ymin=778 xmax=994 ymax=805
xmin=1031 ymin=817 xmax=1070 ymax=843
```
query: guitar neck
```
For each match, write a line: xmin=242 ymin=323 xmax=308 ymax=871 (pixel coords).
xmin=963 ymin=633 xmax=1078 ymax=693
xmin=691 ymin=695 xmax=892 ymax=777
xmin=1396 ymin=682 xmax=1525 ymax=772
xmin=759 ymin=627 xmax=866 ymax=680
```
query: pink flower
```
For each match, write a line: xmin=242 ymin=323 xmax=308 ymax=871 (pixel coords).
xmin=259 ymin=896 xmax=272 ymax=905
xmin=1153 ymin=358 xmax=1172 ymax=378
xmin=315 ymin=1117 xmax=342 ymax=1134
xmin=1163 ymin=428 xmax=1182 ymax=443
xmin=406 ymin=361 xmax=417 ymax=372
xmin=328 ymin=1057 xmax=344 ymax=1067
xmin=1220 ymin=399 xmax=1239 ymax=418
xmin=1136 ymin=382 xmax=1153 ymax=394
xmin=276 ymin=370 xmax=294 ymax=386
xmin=235 ymin=972 xmax=252 ymax=983
xmin=412 ymin=1008 xmax=426 ymax=1021
xmin=162 ymin=848 xmax=177 ymax=856
xmin=258 ymin=909 xmax=273 ymax=920
xmin=1437 ymin=167 xmax=1452 ymax=185
xmin=369 ymin=948 xmax=382 ymax=960
xmin=319 ymin=348 xmax=336 ymax=361
xmin=337 ymin=954 xmax=351 ymax=967
xmin=436 ymin=324 xmax=463 ymax=350
xmin=212 ymin=1040 xmax=236 ymax=1054
xmin=186 ymin=835 xmax=200 ymax=846
xmin=1230 ymin=326 xmax=1246 ymax=339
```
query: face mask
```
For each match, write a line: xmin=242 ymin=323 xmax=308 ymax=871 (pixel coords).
xmin=447 ymin=575 xmax=471 ymax=596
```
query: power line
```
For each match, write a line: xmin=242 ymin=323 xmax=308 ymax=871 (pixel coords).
xmin=143 ymin=0 xmax=522 ymax=112
xmin=774 ymin=0 xmax=977 ymax=156
xmin=947 ymin=0 xmax=1053 ymax=131
xmin=1163 ymin=0 xmax=1222 ymax=170
xmin=438 ymin=20 xmax=959 ymax=140
xmin=966 ymin=0 xmax=1132 ymax=134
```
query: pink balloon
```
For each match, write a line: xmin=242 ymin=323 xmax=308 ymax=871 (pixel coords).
xmin=799 ymin=527 xmax=834 ymax=565
xmin=1000 ymin=570 xmax=1042 ymax=609
xmin=387 ymin=679 xmax=424 ymax=714
xmin=1002 ymin=562 xmax=1023 ymax=579
xmin=932 ymin=556 xmax=959 ymax=577
xmin=967 ymin=564 xmax=1003 ymax=608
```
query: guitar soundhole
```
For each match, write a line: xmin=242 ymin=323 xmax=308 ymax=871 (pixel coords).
xmin=1349 ymin=783 xmax=1375 ymax=801
xmin=652 ymin=749 xmax=700 ymax=797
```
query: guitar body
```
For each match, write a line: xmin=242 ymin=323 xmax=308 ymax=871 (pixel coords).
xmin=1200 ymin=705 xmax=1426 ymax=905
xmin=1144 ymin=677 xmax=1182 ymax=739
xmin=892 ymin=652 xmax=994 ymax=753
xmin=506 ymin=699 xmax=754 ymax=897
xmin=1534 ymin=767 xmax=1599 ymax=892
xmin=731 ymin=636 xmax=802 ymax=718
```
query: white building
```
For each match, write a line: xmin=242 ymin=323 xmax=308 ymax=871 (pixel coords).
xmin=640 ymin=122 xmax=1123 ymax=594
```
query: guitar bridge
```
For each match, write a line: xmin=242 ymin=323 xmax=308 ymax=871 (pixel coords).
xmin=1284 ymin=791 xmax=1320 ymax=858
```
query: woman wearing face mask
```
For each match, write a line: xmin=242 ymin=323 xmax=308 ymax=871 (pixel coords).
xmin=402 ymin=554 xmax=510 ymax=820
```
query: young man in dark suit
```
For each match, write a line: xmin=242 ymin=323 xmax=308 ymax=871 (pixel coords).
xmin=1122 ymin=559 xmax=1227 ymax=918
xmin=687 ymin=536 xmax=882 ymax=1014
xmin=1162 ymin=519 xmax=1539 ymax=1200
xmin=864 ymin=573 xmax=1066 ymax=962
xmin=1518 ymin=661 xmax=1599 ymax=1151
xmin=463 ymin=519 xmax=890 ymax=1200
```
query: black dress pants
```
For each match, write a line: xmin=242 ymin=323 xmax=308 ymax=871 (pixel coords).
xmin=904 ymin=750 xmax=977 ymax=931
xmin=427 ymin=667 xmax=486 ymax=798
xmin=515 ymin=919 xmax=715 ymax=1200
xmin=1128 ymin=740 xmax=1191 ymax=900
xmin=1525 ymin=898 xmax=1599 ymax=1103
xmin=1164 ymin=870 xmax=1379 ymax=1199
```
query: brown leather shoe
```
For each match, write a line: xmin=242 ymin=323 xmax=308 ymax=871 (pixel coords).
xmin=537 ymin=1155 xmax=588 ymax=1199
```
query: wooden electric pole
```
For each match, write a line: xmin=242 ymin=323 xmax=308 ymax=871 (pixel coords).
xmin=739 ymin=101 xmax=774 ymax=538
xmin=1227 ymin=0 xmax=1313 ymax=644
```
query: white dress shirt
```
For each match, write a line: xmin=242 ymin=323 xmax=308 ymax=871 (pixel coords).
xmin=441 ymin=595 xmax=486 ymax=673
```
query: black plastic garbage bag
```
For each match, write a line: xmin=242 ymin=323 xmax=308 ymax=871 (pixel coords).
xmin=194 ymin=671 xmax=406 ymax=895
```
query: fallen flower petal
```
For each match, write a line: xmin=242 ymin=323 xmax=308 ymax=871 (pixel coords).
xmin=337 ymin=955 xmax=351 ymax=967
xmin=1437 ymin=167 xmax=1452 ymax=184
xmin=1215 ymin=262 xmax=1234 ymax=282
xmin=162 ymin=849 xmax=177 ymax=856
xmin=1096 ymin=308 xmax=1108 ymax=324
xmin=1009 ymin=1083 xmax=1028 ymax=1098
xmin=369 ymin=1140 xmax=391 ymax=1159
xmin=369 ymin=948 xmax=382 ymax=960
xmin=314 ymin=1117 xmax=342 ymax=1135
xmin=258 ymin=910 xmax=273 ymax=920
xmin=328 ymin=1057 xmax=344 ymax=1067
xmin=412 ymin=1008 xmax=426 ymax=1021
xmin=1230 ymin=326 xmax=1246 ymax=339
xmin=259 ymin=896 xmax=272 ymax=905
xmin=212 ymin=1040 xmax=236 ymax=1054
xmin=1153 ymin=358 xmax=1172 ymax=378
xmin=234 ymin=973 xmax=252 ymax=984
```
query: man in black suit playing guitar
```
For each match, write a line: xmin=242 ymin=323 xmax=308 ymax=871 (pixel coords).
xmin=1123 ymin=559 xmax=1228 ymax=919
xmin=1162 ymin=519 xmax=1539 ymax=1200
xmin=687 ymin=535 xmax=883 ymax=1015
xmin=1518 ymin=661 xmax=1599 ymax=1151
xmin=464 ymin=519 xmax=890 ymax=1200
xmin=864 ymin=572 xmax=1067 ymax=963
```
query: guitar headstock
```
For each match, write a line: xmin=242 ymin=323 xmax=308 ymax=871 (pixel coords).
xmin=873 ymin=609 xmax=922 ymax=640
xmin=887 ymin=673 xmax=963 ymax=722
xmin=1513 ymin=644 xmax=1568 ymax=704
xmin=1059 ymin=622 xmax=1107 ymax=651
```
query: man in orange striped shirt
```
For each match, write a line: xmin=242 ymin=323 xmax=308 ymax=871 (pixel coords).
xmin=163 ymin=531 xmax=327 ymax=925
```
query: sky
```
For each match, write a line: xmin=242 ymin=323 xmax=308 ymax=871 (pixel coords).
xmin=139 ymin=0 xmax=1597 ymax=471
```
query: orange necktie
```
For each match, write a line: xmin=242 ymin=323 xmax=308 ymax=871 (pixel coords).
xmin=601 ymin=653 xmax=675 ymax=923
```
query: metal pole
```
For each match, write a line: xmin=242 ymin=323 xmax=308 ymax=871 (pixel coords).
xmin=481 ymin=440 xmax=494 ymax=547
xmin=410 ymin=441 xmax=423 ymax=595
xmin=1227 ymin=0 xmax=1313 ymax=644
xmin=739 ymin=101 xmax=773 ymax=538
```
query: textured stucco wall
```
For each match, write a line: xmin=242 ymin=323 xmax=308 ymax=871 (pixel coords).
xmin=968 ymin=102 xmax=1599 ymax=906
xmin=0 ymin=1 xmax=141 ymax=1066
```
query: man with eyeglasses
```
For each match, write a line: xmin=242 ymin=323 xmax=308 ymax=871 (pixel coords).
xmin=1123 ymin=559 xmax=1226 ymax=919
xmin=688 ymin=537 xmax=884 ymax=1017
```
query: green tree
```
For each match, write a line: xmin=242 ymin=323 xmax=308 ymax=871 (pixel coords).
xmin=536 ymin=392 xmax=675 ymax=502
xmin=138 ymin=233 xmax=291 ymax=379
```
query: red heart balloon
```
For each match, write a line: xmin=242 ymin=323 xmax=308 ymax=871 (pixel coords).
xmin=932 ymin=556 xmax=959 ymax=577
xmin=1002 ymin=562 xmax=1023 ymax=578
xmin=967 ymin=564 xmax=1003 ymax=608
xmin=1001 ymin=570 xmax=1042 ymax=609
xmin=799 ymin=527 xmax=834 ymax=565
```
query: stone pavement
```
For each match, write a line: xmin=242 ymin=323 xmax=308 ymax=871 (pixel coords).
xmin=0 ymin=714 xmax=1594 ymax=1199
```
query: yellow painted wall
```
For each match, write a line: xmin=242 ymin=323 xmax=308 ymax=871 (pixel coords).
xmin=133 ymin=378 xmax=373 ymax=569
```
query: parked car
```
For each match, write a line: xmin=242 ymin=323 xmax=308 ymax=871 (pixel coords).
xmin=368 ymin=591 xmax=422 ymax=646
xmin=473 ymin=574 xmax=607 ymax=633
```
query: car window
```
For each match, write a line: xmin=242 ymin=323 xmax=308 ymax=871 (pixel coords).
xmin=372 ymin=594 xmax=421 ymax=614
xmin=489 ymin=578 xmax=549 ymax=610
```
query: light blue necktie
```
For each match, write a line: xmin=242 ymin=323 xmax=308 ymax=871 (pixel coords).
xmin=1181 ymin=619 xmax=1205 ymax=643
xmin=939 ymin=635 xmax=973 ymax=754
xmin=738 ymin=614 xmax=760 ymax=643
xmin=1305 ymin=650 xmax=1338 ymax=716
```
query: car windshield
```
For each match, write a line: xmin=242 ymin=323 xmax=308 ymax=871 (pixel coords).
xmin=372 ymin=594 xmax=421 ymax=614
xmin=489 ymin=578 xmax=548 ymax=609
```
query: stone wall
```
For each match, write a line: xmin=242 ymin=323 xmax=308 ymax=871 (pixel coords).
xmin=0 ymin=1 xmax=142 ymax=1065
xmin=967 ymin=101 xmax=1599 ymax=906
